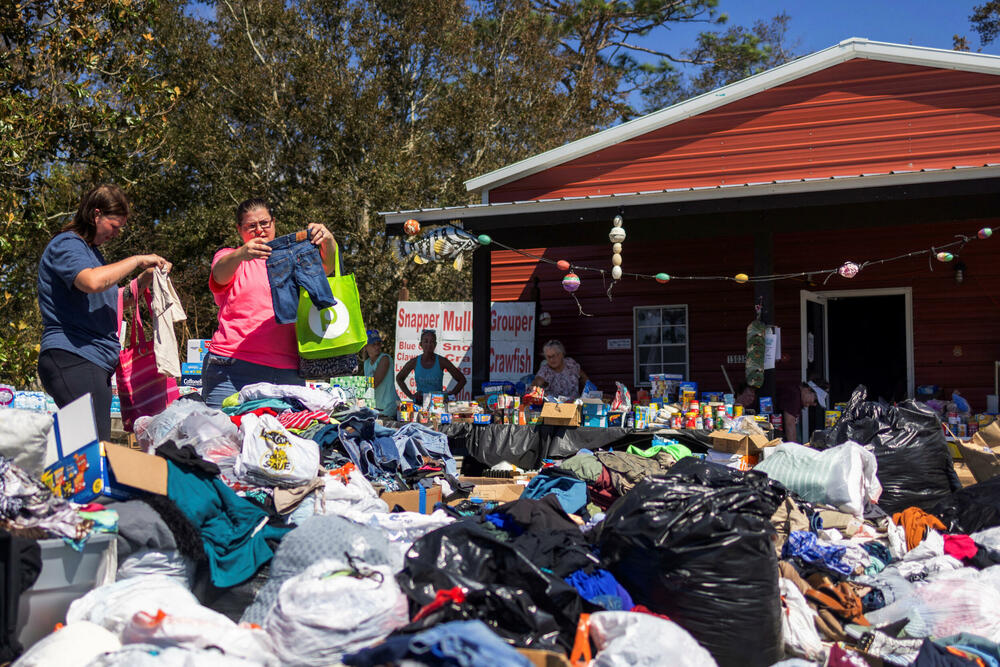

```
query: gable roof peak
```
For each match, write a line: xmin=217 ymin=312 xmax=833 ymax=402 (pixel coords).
xmin=466 ymin=38 xmax=1000 ymax=194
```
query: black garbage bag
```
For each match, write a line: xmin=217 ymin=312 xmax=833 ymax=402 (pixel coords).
xmin=595 ymin=458 xmax=786 ymax=667
xmin=930 ymin=475 xmax=1000 ymax=534
xmin=395 ymin=517 xmax=589 ymax=652
xmin=811 ymin=386 xmax=960 ymax=513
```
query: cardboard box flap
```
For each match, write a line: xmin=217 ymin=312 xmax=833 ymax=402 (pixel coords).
xmin=541 ymin=403 xmax=579 ymax=418
xmin=979 ymin=421 xmax=1000 ymax=448
xmin=104 ymin=443 xmax=168 ymax=495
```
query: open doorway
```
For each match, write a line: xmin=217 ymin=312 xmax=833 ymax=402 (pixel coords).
xmin=828 ymin=295 xmax=908 ymax=404
xmin=800 ymin=288 xmax=913 ymax=432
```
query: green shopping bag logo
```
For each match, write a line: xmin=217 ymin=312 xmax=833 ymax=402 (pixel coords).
xmin=295 ymin=241 xmax=367 ymax=359
xmin=307 ymin=299 xmax=351 ymax=340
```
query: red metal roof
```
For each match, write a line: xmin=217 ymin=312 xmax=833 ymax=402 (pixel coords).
xmin=489 ymin=60 xmax=1000 ymax=203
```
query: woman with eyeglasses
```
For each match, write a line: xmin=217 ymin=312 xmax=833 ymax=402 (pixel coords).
xmin=37 ymin=183 xmax=172 ymax=441
xmin=395 ymin=329 xmax=467 ymax=406
xmin=201 ymin=197 xmax=338 ymax=407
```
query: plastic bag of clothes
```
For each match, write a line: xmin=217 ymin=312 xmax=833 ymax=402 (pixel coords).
xmin=395 ymin=517 xmax=589 ymax=652
xmin=264 ymin=559 xmax=408 ymax=667
xmin=241 ymin=515 xmax=393 ymax=626
xmin=67 ymin=575 xmax=228 ymax=637
xmin=930 ymin=475 xmax=1000 ymax=534
xmin=122 ymin=609 xmax=279 ymax=665
xmin=589 ymin=611 xmax=717 ymax=667
xmin=810 ymin=386 xmax=959 ymax=513
xmin=235 ymin=413 xmax=320 ymax=487
xmin=899 ymin=571 xmax=1000 ymax=643
xmin=755 ymin=442 xmax=881 ymax=516
xmin=778 ymin=578 xmax=824 ymax=661
xmin=596 ymin=458 xmax=785 ymax=667
xmin=12 ymin=621 xmax=120 ymax=667
xmin=0 ymin=408 xmax=51 ymax=476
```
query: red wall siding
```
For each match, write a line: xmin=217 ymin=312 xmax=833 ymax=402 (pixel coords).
xmin=772 ymin=217 xmax=1000 ymax=407
xmin=492 ymin=218 xmax=1000 ymax=407
xmin=490 ymin=60 xmax=1000 ymax=203
xmin=492 ymin=237 xmax=756 ymax=392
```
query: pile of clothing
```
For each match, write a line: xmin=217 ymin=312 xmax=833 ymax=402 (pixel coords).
xmin=7 ymin=380 xmax=1000 ymax=667
xmin=554 ymin=441 xmax=693 ymax=514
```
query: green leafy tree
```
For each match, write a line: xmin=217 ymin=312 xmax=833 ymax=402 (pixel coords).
xmin=0 ymin=0 xmax=178 ymax=385
xmin=2 ymin=0 xmax=796 ymax=385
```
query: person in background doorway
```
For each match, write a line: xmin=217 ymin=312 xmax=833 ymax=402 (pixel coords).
xmin=362 ymin=329 xmax=397 ymax=418
xmin=37 ymin=184 xmax=172 ymax=441
xmin=531 ymin=339 xmax=589 ymax=401
xmin=777 ymin=379 xmax=828 ymax=442
xmin=395 ymin=329 xmax=466 ymax=405
xmin=735 ymin=382 xmax=758 ymax=412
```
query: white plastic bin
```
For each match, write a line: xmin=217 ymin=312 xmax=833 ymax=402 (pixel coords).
xmin=16 ymin=533 xmax=114 ymax=649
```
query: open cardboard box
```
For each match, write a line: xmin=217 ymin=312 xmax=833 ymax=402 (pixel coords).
xmin=540 ymin=402 xmax=581 ymax=427
xmin=709 ymin=429 xmax=778 ymax=456
xmin=41 ymin=394 xmax=168 ymax=503
xmin=955 ymin=421 xmax=1000 ymax=483
xmin=380 ymin=486 xmax=442 ymax=514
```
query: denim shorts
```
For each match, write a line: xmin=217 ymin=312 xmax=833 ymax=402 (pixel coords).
xmin=266 ymin=231 xmax=336 ymax=324
xmin=201 ymin=352 xmax=304 ymax=408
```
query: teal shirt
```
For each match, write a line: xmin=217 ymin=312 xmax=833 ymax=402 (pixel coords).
xmin=414 ymin=354 xmax=444 ymax=395
xmin=364 ymin=352 xmax=397 ymax=417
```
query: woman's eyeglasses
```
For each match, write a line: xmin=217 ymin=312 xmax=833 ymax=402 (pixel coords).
xmin=242 ymin=218 xmax=273 ymax=232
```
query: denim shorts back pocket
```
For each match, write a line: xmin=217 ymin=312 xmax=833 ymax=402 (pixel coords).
xmin=266 ymin=253 xmax=293 ymax=287
xmin=294 ymin=245 xmax=324 ymax=277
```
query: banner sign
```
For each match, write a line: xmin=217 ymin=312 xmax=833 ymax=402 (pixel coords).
xmin=394 ymin=301 xmax=535 ymax=400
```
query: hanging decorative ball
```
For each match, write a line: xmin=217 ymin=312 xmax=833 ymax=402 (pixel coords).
xmin=403 ymin=219 xmax=420 ymax=236
xmin=562 ymin=272 xmax=581 ymax=292
xmin=539 ymin=311 xmax=552 ymax=326
xmin=611 ymin=253 xmax=623 ymax=266
xmin=556 ymin=259 xmax=570 ymax=271
xmin=613 ymin=215 xmax=623 ymax=226
xmin=655 ymin=273 xmax=671 ymax=283
xmin=609 ymin=227 xmax=626 ymax=243
xmin=979 ymin=227 xmax=993 ymax=239
xmin=477 ymin=234 xmax=492 ymax=245
xmin=734 ymin=273 xmax=749 ymax=284
xmin=838 ymin=261 xmax=860 ymax=279
xmin=611 ymin=265 xmax=623 ymax=280
xmin=612 ymin=243 xmax=622 ymax=254
xmin=936 ymin=252 xmax=954 ymax=262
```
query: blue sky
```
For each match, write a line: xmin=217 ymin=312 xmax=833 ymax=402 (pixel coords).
xmin=641 ymin=1 xmax=993 ymax=63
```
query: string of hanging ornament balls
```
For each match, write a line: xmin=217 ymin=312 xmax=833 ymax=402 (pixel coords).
xmin=396 ymin=213 xmax=993 ymax=314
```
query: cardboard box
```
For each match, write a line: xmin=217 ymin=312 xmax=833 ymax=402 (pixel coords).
xmin=540 ymin=403 xmax=581 ymax=427
xmin=380 ymin=485 xmax=442 ymax=514
xmin=518 ymin=648 xmax=573 ymax=667
xmin=186 ymin=339 xmax=210 ymax=364
xmin=709 ymin=430 xmax=773 ymax=456
xmin=581 ymin=399 xmax=609 ymax=417
xmin=582 ymin=415 xmax=607 ymax=428
xmin=469 ymin=482 xmax=525 ymax=503
xmin=40 ymin=394 xmax=168 ymax=503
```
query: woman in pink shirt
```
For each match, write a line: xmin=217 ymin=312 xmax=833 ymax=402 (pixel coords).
xmin=201 ymin=197 xmax=337 ymax=407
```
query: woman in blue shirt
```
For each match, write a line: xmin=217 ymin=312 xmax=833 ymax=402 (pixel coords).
xmin=36 ymin=184 xmax=171 ymax=440
xmin=395 ymin=329 xmax=466 ymax=406
xmin=362 ymin=329 xmax=398 ymax=418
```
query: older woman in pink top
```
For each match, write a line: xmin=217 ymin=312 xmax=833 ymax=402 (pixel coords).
xmin=201 ymin=197 xmax=337 ymax=407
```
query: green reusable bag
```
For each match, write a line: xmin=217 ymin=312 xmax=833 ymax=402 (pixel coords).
xmin=295 ymin=242 xmax=367 ymax=359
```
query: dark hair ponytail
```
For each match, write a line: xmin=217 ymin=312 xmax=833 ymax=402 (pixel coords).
xmin=62 ymin=184 xmax=131 ymax=243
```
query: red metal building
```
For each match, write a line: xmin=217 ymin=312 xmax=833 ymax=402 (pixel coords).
xmin=382 ymin=39 xmax=1000 ymax=419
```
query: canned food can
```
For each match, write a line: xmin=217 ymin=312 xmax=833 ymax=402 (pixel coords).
xmin=734 ymin=405 xmax=744 ymax=417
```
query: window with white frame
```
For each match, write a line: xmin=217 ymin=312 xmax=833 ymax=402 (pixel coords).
xmin=634 ymin=305 xmax=689 ymax=386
